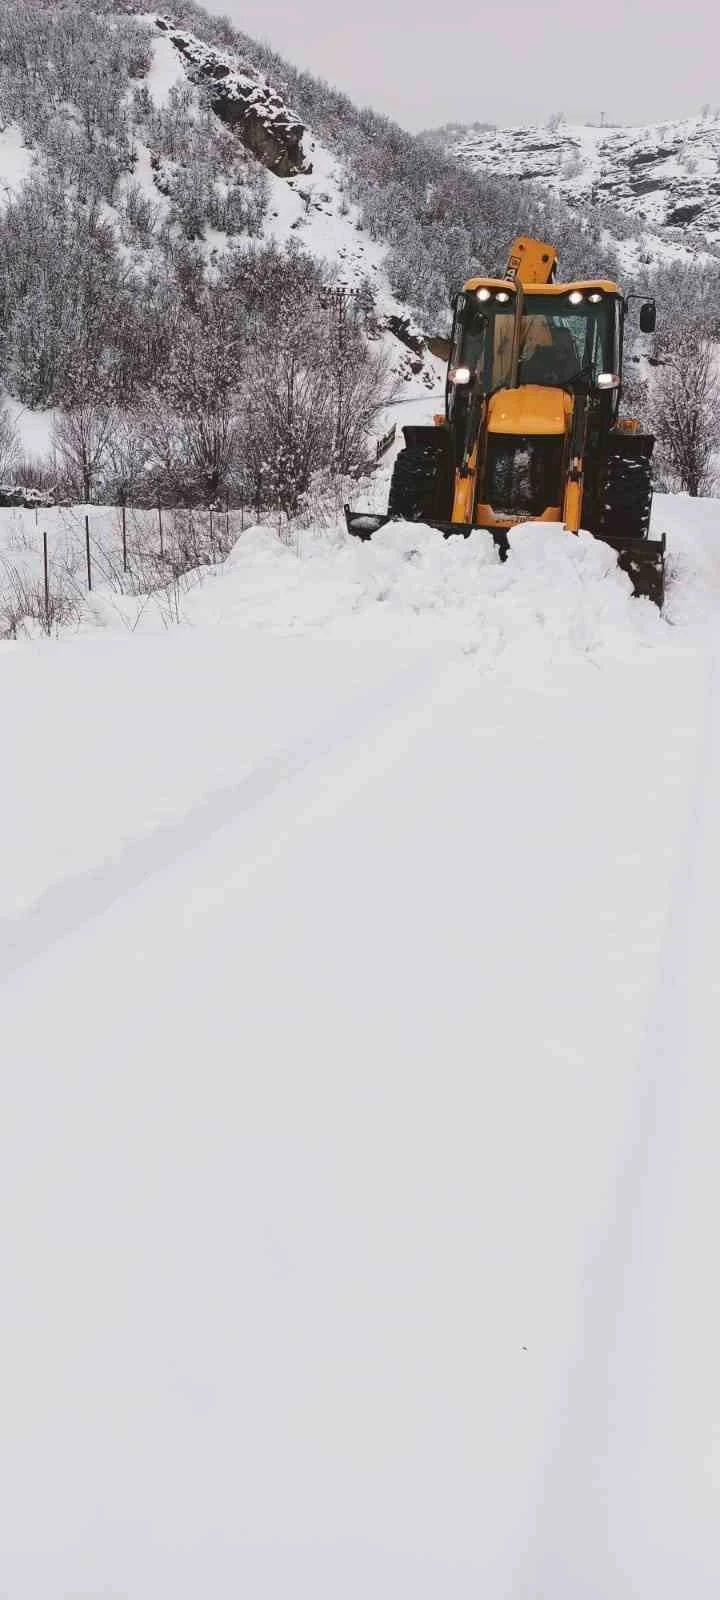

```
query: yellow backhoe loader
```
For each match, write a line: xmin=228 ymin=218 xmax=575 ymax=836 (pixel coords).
xmin=346 ymin=237 xmax=664 ymax=605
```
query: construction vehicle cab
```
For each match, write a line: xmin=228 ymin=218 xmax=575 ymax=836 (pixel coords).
xmin=346 ymin=237 xmax=664 ymax=605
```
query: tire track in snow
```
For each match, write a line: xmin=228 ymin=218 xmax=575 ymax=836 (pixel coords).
xmin=0 ymin=650 xmax=460 ymax=987
xmin=515 ymin=650 xmax=720 ymax=1598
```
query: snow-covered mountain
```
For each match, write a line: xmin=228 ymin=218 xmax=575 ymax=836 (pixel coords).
xmin=432 ymin=114 xmax=720 ymax=264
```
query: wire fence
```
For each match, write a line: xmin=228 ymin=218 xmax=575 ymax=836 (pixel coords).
xmin=0 ymin=502 xmax=251 ymax=639
xmin=0 ymin=492 xmax=345 ymax=639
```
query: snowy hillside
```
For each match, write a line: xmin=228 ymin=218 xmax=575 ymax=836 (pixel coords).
xmin=433 ymin=114 xmax=720 ymax=265
xmin=144 ymin=12 xmax=392 ymax=294
xmin=0 ymin=3 xmax=444 ymax=473
xmin=3 ymin=489 xmax=720 ymax=1596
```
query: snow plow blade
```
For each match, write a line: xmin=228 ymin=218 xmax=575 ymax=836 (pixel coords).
xmin=344 ymin=506 xmax=504 ymax=547
xmin=597 ymin=529 xmax=665 ymax=608
xmin=344 ymin=508 xmax=665 ymax=608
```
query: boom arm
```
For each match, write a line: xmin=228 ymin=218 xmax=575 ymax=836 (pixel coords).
xmin=505 ymin=236 xmax=558 ymax=286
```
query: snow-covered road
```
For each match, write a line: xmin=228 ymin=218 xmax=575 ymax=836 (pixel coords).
xmin=2 ymin=499 xmax=720 ymax=1596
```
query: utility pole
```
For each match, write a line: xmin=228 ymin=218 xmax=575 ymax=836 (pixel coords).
xmin=319 ymin=285 xmax=360 ymax=324
xmin=320 ymin=287 xmax=361 ymax=471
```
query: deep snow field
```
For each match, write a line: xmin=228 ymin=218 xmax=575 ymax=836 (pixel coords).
xmin=3 ymin=490 xmax=720 ymax=1598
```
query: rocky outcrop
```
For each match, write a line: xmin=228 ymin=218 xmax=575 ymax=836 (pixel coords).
xmin=155 ymin=18 xmax=311 ymax=178
xmin=438 ymin=114 xmax=720 ymax=247
xmin=0 ymin=485 xmax=55 ymax=509
xmin=384 ymin=314 xmax=425 ymax=358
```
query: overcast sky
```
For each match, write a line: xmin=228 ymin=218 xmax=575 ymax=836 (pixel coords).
xmin=206 ymin=0 xmax=719 ymax=132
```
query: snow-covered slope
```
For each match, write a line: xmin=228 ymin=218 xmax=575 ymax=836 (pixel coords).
xmin=2 ymin=492 xmax=720 ymax=1597
xmin=143 ymin=17 xmax=431 ymax=342
xmin=0 ymin=7 xmax=444 ymax=463
xmin=435 ymin=114 xmax=720 ymax=260
xmin=0 ymin=123 xmax=34 ymax=205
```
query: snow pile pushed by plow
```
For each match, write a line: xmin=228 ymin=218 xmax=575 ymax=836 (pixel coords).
xmin=183 ymin=516 xmax=664 ymax=669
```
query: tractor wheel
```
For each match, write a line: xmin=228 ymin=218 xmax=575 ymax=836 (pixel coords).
xmin=388 ymin=443 xmax=450 ymax=523
xmin=601 ymin=436 xmax=653 ymax=540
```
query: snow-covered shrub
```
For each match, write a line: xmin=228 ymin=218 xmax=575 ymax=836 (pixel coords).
xmin=118 ymin=180 xmax=158 ymax=244
xmin=0 ymin=560 xmax=79 ymax=639
xmin=650 ymin=325 xmax=720 ymax=497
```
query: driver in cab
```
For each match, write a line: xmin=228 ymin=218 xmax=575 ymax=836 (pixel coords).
xmin=519 ymin=325 xmax=579 ymax=386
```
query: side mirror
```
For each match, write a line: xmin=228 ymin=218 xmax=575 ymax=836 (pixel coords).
xmin=426 ymin=336 xmax=452 ymax=362
xmin=639 ymin=301 xmax=657 ymax=334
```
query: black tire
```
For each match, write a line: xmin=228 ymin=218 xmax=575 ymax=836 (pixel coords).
xmin=600 ymin=436 xmax=654 ymax=540
xmin=388 ymin=444 xmax=450 ymax=523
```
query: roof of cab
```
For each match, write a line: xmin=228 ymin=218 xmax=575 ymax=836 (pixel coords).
xmin=462 ymin=277 xmax=622 ymax=296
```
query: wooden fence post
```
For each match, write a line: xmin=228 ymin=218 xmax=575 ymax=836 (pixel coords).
xmin=85 ymin=514 xmax=92 ymax=592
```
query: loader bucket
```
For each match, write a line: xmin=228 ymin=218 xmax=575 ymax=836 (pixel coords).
xmin=345 ymin=505 xmax=511 ymax=562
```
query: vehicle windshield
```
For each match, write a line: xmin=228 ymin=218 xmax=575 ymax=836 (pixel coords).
xmin=456 ymin=291 xmax=616 ymax=389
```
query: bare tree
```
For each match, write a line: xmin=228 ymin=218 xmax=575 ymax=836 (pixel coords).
xmin=0 ymin=404 xmax=19 ymax=482
xmin=329 ymin=333 xmax=396 ymax=475
xmin=53 ymin=402 xmax=117 ymax=503
xmin=140 ymin=306 xmax=241 ymax=504
xmin=651 ymin=326 xmax=720 ymax=497
xmin=52 ymin=336 xmax=120 ymax=502
xmin=104 ymin=415 xmax=151 ymax=506
xmin=243 ymin=340 xmax=331 ymax=516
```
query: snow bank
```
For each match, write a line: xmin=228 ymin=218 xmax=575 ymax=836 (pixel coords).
xmin=4 ymin=400 xmax=58 ymax=462
xmin=183 ymin=516 xmax=663 ymax=677
xmin=1 ymin=491 xmax=718 ymax=673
